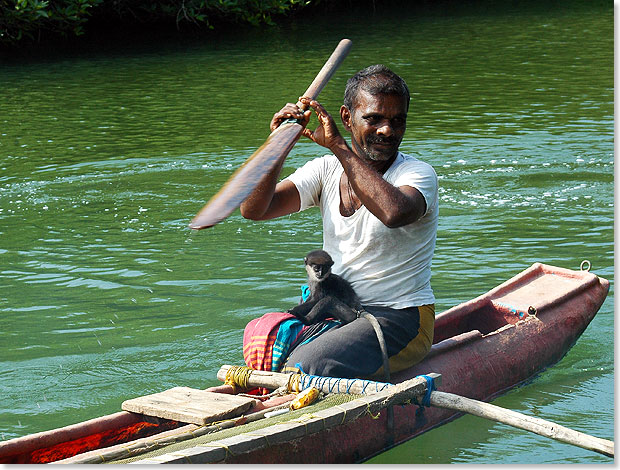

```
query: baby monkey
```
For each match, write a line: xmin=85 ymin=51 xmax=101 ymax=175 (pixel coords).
xmin=287 ymin=250 xmax=363 ymax=325
xmin=287 ymin=249 xmax=391 ymax=382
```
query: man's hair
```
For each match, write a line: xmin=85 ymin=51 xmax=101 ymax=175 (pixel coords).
xmin=343 ymin=64 xmax=410 ymax=111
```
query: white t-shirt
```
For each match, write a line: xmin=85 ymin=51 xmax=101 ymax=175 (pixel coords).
xmin=286 ymin=152 xmax=438 ymax=309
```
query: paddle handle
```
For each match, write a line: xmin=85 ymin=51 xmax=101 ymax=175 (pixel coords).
xmin=299 ymin=38 xmax=353 ymax=104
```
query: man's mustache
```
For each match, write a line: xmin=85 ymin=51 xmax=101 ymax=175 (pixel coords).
xmin=366 ymin=135 xmax=398 ymax=145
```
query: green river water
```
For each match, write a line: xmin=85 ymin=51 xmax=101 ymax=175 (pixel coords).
xmin=0 ymin=1 xmax=614 ymax=464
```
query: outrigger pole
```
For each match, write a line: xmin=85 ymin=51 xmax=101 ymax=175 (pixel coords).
xmin=218 ymin=365 xmax=614 ymax=458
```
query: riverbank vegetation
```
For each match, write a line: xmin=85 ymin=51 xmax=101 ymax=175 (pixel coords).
xmin=0 ymin=0 xmax=317 ymax=46
xmin=1 ymin=0 xmax=606 ymax=50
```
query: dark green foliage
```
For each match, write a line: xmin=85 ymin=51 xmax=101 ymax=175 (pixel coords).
xmin=0 ymin=0 xmax=313 ymax=45
xmin=0 ymin=0 xmax=104 ymax=43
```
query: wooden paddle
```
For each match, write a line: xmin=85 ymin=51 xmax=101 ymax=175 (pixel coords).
xmin=189 ymin=38 xmax=353 ymax=230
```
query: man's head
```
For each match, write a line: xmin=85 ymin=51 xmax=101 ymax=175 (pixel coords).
xmin=341 ymin=65 xmax=410 ymax=163
xmin=343 ymin=65 xmax=410 ymax=113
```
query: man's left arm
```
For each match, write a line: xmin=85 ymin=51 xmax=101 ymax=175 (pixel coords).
xmin=297 ymin=96 xmax=427 ymax=228
xmin=334 ymin=146 xmax=427 ymax=228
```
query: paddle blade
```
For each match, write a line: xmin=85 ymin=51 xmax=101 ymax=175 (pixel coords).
xmin=189 ymin=39 xmax=352 ymax=230
xmin=189 ymin=122 xmax=303 ymax=230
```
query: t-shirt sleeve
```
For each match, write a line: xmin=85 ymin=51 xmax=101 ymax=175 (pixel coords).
xmin=393 ymin=160 xmax=439 ymax=217
xmin=284 ymin=157 xmax=327 ymax=211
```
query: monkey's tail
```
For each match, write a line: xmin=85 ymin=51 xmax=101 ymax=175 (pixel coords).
xmin=359 ymin=311 xmax=390 ymax=384
xmin=359 ymin=310 xmax=394 ymax=433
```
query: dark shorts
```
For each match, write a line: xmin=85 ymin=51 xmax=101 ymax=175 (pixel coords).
xmin=281 ymin=304 xmax=434 ymax=380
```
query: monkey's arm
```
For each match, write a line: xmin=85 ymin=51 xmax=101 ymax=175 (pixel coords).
xmin=287 ymin=299 xmax=317 ymax=324
xmin=306 ymin=297 xmax=358 ymax=325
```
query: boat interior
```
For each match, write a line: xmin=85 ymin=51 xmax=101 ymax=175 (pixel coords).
xmin=432 ymin=299 xmax=530 ymax=346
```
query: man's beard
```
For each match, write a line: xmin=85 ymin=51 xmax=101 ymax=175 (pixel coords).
xmin=361 ymin=135 xmax=400 ymax=161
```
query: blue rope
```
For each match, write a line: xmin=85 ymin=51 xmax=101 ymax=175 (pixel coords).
xmin=413 ymin=374 xmax=436 ymax=414
xmin=294 ymin=363 xmax=391 ymax=394
xmin=420 ymin=374 xmax=436 ymax=406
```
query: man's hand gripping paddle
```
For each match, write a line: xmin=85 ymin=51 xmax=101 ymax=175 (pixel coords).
xmin=189 ymin=39 xmax=353 ymax=230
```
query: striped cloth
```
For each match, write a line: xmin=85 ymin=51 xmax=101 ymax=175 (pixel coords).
xmin=243 ymin=286 xmax=341 ymax=372
xmin=242 ymin=312 xmax=302 ymax=372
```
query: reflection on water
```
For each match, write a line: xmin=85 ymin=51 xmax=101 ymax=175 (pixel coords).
xmin=0 ymin=0 xmax=613 ymax=463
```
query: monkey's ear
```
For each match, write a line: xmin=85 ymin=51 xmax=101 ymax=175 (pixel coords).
xmin=304 ymin=257 xmax=308 ymax=264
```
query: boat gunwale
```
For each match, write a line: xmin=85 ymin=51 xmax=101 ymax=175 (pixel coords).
xmin=435 ymin=263 xmax=607 ymax=333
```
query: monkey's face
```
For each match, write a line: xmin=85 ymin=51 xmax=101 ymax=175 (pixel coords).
xmin=306 ymin=263 xmax=331 ymax=282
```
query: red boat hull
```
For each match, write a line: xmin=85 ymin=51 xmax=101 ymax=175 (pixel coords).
xmin=209 ymin=263 xmax=610 ymax=463
xmin=0 ymin=263 xmax=609 ymax=464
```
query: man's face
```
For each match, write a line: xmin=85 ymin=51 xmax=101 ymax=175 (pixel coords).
xmin=341 ymin=90 xmax=408 ymax=162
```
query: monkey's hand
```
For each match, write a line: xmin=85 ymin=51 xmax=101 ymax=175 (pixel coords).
xmin=286 ymin=303 xmax=313 ymax=325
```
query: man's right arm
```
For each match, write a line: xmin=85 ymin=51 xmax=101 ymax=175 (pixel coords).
xmin=240 ymin=102 xmax=312 ymax=221
xmin=240 ymin=176 xmax=301 ymax=221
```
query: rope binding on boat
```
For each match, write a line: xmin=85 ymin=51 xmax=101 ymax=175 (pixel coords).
xmin=288 ymin=372 xmax=302 ymax=393
xmin=412 ymin=374 xmax=437 ymax=415
xmin=222 ymin=365 xmax=392 ymax=395
xmin=224 ymin=365 xmax=253 ymax=393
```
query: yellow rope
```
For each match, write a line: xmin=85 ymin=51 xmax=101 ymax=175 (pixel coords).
xmin=334 ymin=404 xmax=349 ymax=425
xmin=366 ymin=403 xmax=381 ymax=420
xmin=203 ymin=442 xmax=233 ymax=458
xmin=287 ymin=373 xmax=302 ymax=393
xmin=224 ymin=366 xmax=253 ymax=392
xmin=245 ymin=432 xmax=271 ymax=448
xmin=291 ymin=413 xmax=320 ymax=423
xmin=225 ymin=366 xmax=305 ymax=394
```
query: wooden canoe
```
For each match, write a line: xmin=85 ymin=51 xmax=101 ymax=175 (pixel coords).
xmin=0 ymin=262 xmax=609 ymax=464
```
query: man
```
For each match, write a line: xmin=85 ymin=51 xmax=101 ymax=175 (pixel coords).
xmin=240 ymin=65 xmax=438 ymax=380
